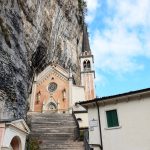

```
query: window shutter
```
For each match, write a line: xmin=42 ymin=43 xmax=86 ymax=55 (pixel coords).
xmin=106 ymin=110 xmax=119 ymax=128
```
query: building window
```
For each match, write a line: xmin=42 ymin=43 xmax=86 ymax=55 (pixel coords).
xmin=62 ymin=89 xmax=66 ymax=100
xmin=77 ymin=118 xmax=82 ymax=121
xmin=83 ymin=60 xmax=91 ymax=71
xmin=48 ymin=82 xmax=57 ymax=92
xmin=106 ymin=109 xmax=119 ymax=128
xmin=36 ymin=91 xmax=41 ymax=104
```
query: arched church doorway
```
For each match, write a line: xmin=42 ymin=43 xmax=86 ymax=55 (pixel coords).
xmin=10 ymin=136 xmax=22 ymax=150
xmin=47 ymin=102 xmax=57 ymax=111
xmin=42 ymin=97 xmax=58 ymax=113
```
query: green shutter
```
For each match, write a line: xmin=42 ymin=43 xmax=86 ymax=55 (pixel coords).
xmin=106 ymin=110 xmax=119 ymax=128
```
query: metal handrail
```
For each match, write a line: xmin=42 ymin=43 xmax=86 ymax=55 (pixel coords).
xmin=84 ymin=129 xmax=91 ymax=150
xmin=84 ymin=137 xmax=91 ymax=150
xmin=72 ymin=110 xmax=80 ymax=140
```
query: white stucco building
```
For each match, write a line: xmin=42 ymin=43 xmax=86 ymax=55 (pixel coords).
xmin=79 ymin=88 xmax=150 ymax=150
xmin=0 ymin=119 xmax=30 ymax=150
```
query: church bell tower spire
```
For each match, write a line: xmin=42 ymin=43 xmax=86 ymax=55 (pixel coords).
xmin=80 ymin=24 xmax=96 ymax=100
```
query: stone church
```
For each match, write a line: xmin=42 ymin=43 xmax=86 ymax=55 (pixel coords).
xmin=29 ymin=25 xmax=95 ymax=113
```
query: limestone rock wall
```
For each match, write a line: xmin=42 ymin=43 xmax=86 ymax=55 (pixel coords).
xmin=0 ymin=0 xmax=84 ymax=119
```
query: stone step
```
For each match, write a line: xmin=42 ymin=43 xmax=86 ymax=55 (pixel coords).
xmin=31 ymin=118 xmax=74 ymax=122
xmin=28 ymin=112 xmax=72 ymax=118
xmin=37 ymin=139 xmax=77 ymax=144
xmin=30 ymin=114 xmax=73 ymax=117
xmin=40 ymin=148 xmax=84 ymax=150
xmin=40 ymin=141 xmax=84 ymax=145
xmin=31 ymin=120 xmax=75 ymax=123
xmin=30 ymin=133 xmax=75 ymax=141
xmin=27 ymin=112 xmax=84 ymax=150
xmin=31 ymin=126 xmax=76 ymax=129
xmin=30 ymin=132 xmax=74 ymax=136
xmin=39 ymin=142 xmax=84 ymax=150
xmin=30 ymin=125 xmax=76 ymax=130
xmin=30 ymin=122 xmax=76 ymax=128
xmin=30 ymin=138 xmax=75 ymax=142
xmin=31 ymin=115 xmax=74 ymax=119
xmin=39 ymin=144 xmax=84 ymax=148
xmin=31 ymin=127 xmax=76 ymax=133
xmin=40 ymin=146 xmax=84 ymax=150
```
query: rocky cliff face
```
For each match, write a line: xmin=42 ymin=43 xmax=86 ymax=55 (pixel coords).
xmin=0 ymin=0 xmax=84 ymax=119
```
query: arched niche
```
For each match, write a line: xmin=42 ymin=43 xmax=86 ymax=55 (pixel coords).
xmin=10 ymin=136 xmax=22 ymax=150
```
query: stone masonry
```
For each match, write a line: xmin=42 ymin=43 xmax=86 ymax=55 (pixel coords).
xmin=27 ymin=112 xmax=84 ymax=150
xmin=0 ymin=0 xmax=85 ymax=119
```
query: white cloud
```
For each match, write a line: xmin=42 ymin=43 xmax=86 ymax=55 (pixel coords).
xmin=107 ymin=0 xmax=150 ymax=27
xmin=90 ymin=0 xmax=150 ymax=75
xmin=85 ymin=0 xmax=100 ymax=23
xmin=95 ymin=72 xmax=107 ymax=86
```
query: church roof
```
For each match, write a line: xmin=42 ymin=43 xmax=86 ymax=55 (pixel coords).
xmin=82 ymin=24 xmax=91 ymax=52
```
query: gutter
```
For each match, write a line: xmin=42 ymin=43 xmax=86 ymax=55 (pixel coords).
xmin=78 ymin=88 xmax=150 ymax=106
xmin=96 ymin=102 xmax=103 ymax=150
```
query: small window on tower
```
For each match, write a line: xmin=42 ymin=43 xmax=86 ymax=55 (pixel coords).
xmin=83 ymin=60 xmax=91 ymax=71
xmin=87 ymin=60 xmax=91 ymax=68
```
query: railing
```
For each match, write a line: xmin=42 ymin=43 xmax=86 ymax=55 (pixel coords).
xmin=84 ymin=129 xmax=91 ymax=150
xmin=84 ymin=137 xmax=91 ymax=150
xmin=72 ymin=110 xmax=80 ymax=140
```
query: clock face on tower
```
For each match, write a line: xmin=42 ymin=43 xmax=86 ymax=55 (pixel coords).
xmin=48 ymin=82 xmax=57 ymax=92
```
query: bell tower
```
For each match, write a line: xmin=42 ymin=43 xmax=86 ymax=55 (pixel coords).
xmin=80 ymin=25 xmax=96 ymax=100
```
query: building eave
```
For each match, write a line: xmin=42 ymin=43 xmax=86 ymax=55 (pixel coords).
xmin=78 ymin=88 xmax=150 ymax=108
xmin=5 ymin=119 xmax=30 ymax=134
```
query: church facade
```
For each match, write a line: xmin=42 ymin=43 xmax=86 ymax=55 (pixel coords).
xmin=29 ymin=25 xmax=96 ymax=114
xmin=29 ymin=64 xmax=85 ymax=113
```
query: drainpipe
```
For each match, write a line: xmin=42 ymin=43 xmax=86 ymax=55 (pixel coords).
xmin=96 ymin=102 xmax=103 ymax=150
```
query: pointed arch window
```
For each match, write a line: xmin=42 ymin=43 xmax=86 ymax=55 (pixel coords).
xmin=83 ymin=60 xmax=91 ymax=71
xmin=62 ymin=89 xmax=66 ymax=100
xmin=36 ymin=91 xmax=41 ymax=104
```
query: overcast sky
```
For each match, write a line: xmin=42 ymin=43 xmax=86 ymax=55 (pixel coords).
xmin=85 ymin=0 xmax=150 ymax=97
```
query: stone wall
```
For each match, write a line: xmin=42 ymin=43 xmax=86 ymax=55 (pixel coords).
xmin=0 ymin=0 xmax=84 ymax=119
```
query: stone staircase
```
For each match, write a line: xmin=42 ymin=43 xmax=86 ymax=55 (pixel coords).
xmin=27 ymin=112 xmax=84 ymax=150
